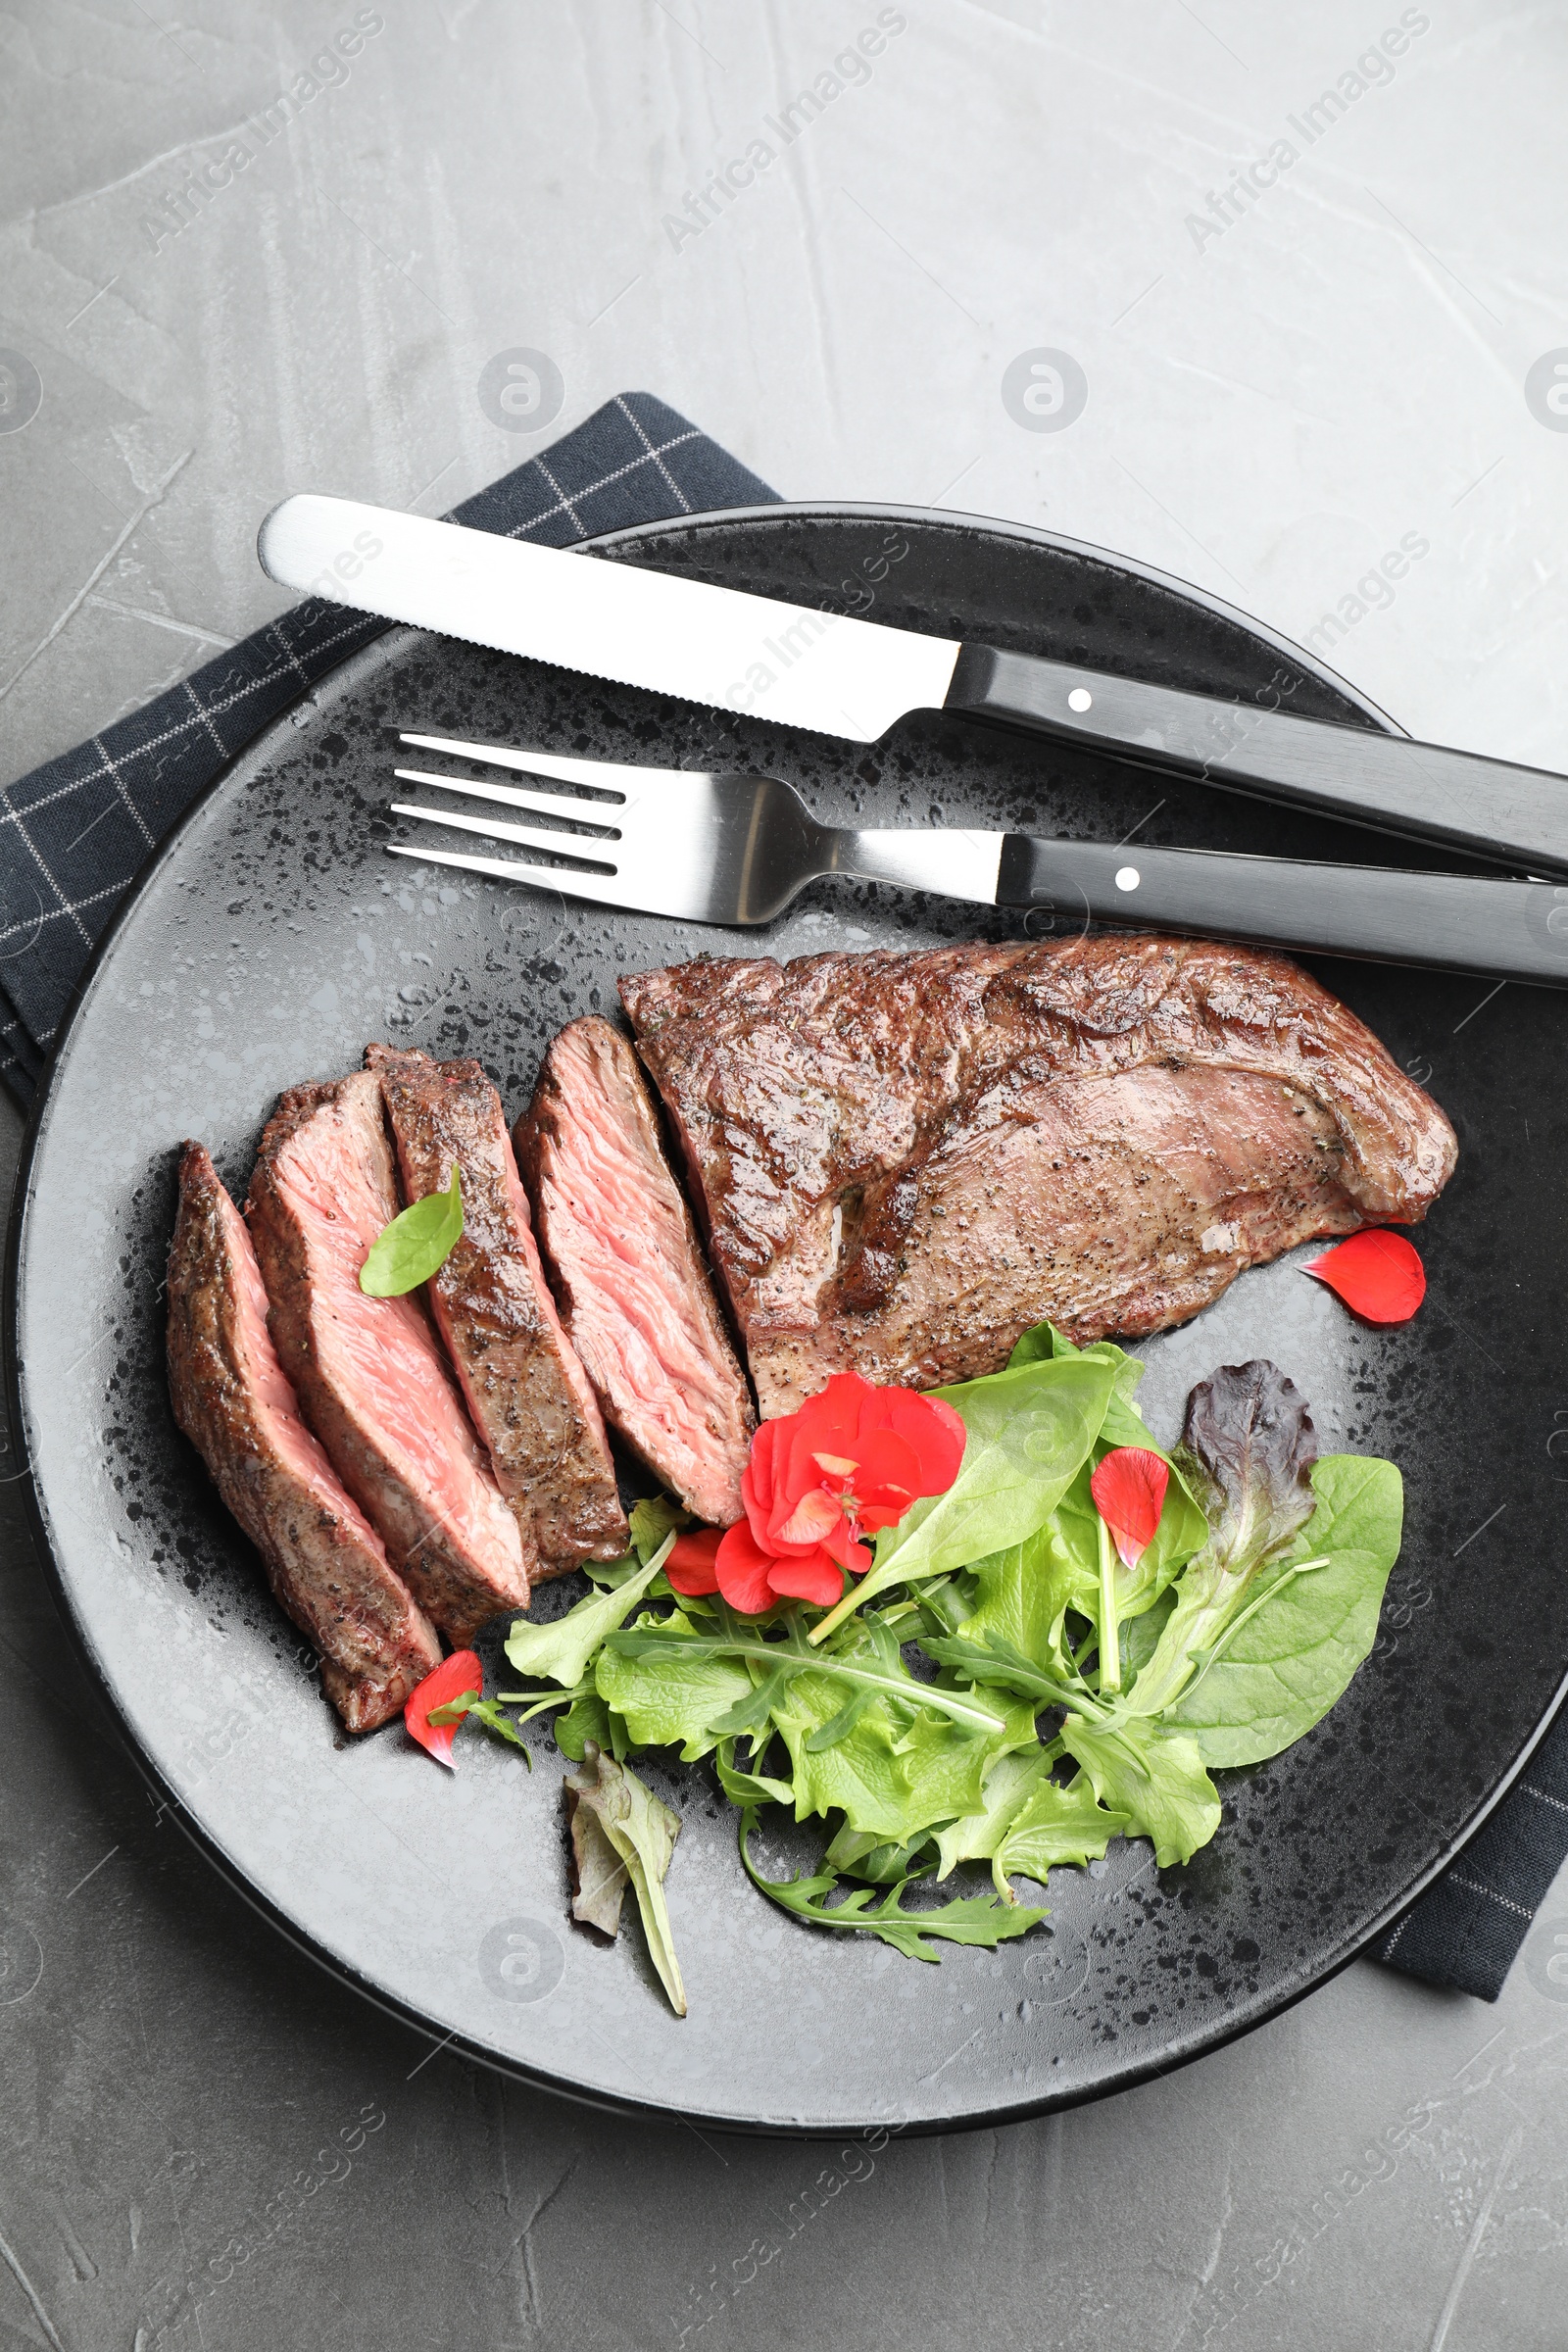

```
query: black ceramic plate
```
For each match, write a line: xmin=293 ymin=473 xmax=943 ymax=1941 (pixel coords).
xmin=12 ymin=506 xmax=1568 ymax=2135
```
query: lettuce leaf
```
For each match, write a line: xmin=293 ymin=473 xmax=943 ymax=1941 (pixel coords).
xmin=1059 ymin=1712 xmax=1220 ymax=1868
xmin=564 ymin=1742 xmax=686 ymax=2015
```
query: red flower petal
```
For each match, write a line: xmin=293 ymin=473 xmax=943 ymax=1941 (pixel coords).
xmin=816 ymin=1513 xmax=872 ymax=1576
xmin=665 ymin=1529 xmax=723 ymax=1595
xmin=1089 ymin=1447 xmax=1170 ymax=1570
xmin=765 ymin=1549 xmax=845 ymax=1607
xmin=715 ymin=1521 xmax=780 ymax=1615
xmin=1304 ymin=1228 xmax=1426 ymax=1324
xmin=861 ymin=1388 xmax=967 ymax=1494
xmin=405 ymin=1649 xmax=483 ymax=1768
xmin=741 ymin=1419 xmax=786 ymax=1548
xmin=774 ymin=1487 xmax=844 ymax=1546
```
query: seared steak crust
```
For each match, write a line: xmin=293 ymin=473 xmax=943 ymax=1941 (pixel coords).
xmin=622 ymin=936 xmax=1458 ymax=1416
xmin=516 ymin=1017 xmax=755 ymax=1527
xmin=246 ymin=1071 xmax=532 ymax=1642
xmin=368 ymin=1045 xmax=627 ymax=1571
xmin=167 ymin=1142 xmax=440 ymax=1733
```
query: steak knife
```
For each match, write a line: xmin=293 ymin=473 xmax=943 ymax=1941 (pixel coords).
xmin=260 ymin=493 xmax=1568 ymax=878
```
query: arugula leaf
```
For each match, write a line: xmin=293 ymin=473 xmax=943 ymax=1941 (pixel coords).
xmin=564 ymin=1742 xmax=686 ymax=2015
xmin=917 ymin=1627 xmax=1097 ymax=1713
xmin=1059 ymin=1712 xmax=1220 ymax=1868
xmin=606 ymin=1614 xmax=1013 ymax=1740
xmin=358 ymin=1161 xmax=464 ymax=1297
xmin=425 ymin=1691 xmax=534 ymax=1766
xmin=739 ymin=1812 xmax=1046 ymax=1961
xmin=994 ymin=1770 xmax=1130 ymax=1893
xmin=1163 ymin=1454 xmax=1403 ymax=1766
xmin=811 ymin=1350 xmax=1119 ymax=1639
xmin=504 ymin=1540 xmax=671 ymax=1689
xmin=823 ymin=1823 xmax=937 ymax=1885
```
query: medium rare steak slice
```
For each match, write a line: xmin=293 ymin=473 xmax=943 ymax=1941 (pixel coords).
xmin=516 ymin=1017 xmax=755 ymax=1528
xmin=167 ymin=1143 xmax=440 ymax=1734
xmin=246 ymin=1071 xmax=532 ymax=1643
xmin=367 ymin=1045 xmax=628 ymax=1571
xmin=622 ymin=935 xmax=1458 ymax=1415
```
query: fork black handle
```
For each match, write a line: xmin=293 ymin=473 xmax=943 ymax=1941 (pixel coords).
xmin=949 ymin=646 xmax=1568 ymax=880
xmin=996 ymin=835 xmax=1568 ymax=986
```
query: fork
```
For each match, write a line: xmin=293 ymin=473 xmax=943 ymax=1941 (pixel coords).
xmin=387 ymin=733 xmax=1568 ymax=985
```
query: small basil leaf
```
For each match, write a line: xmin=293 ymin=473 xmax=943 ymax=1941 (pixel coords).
xmin=358 ymin=1161 xmax=464 ymax=1297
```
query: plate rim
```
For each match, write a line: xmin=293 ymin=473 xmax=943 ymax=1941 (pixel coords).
xmin=8 ymin=497 xmax=1555 ymax=2136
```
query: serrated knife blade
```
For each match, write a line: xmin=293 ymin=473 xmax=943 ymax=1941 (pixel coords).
xmin=257 ymin=493 xmax=958 ymax=744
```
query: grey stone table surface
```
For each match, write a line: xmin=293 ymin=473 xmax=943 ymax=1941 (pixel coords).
xmin=4 ymin=2 xmax=1568 ymax=2345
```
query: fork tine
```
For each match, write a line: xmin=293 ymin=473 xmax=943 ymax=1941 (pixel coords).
xmin=398 ymin=734 xmax=687 ymax=792
xmin=392 ymin=766 xmax=622 ymax=830
xmin=392 ymin=803 xmax=619 ymax=869
xmin=386 ymin=841 xmax=651 ymax=911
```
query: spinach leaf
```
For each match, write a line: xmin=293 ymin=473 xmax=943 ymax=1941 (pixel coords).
xmin=739 ymin=1813 xmax=1046 ymax=1961
xmin=357 ymin=1161 xmax=464 ymax=1296
xmin=1163 ymin=1454 xmax=1403 ymax=1766
xmin=1060 ymin=1712 xmax=1220 ymax=1868
xmin=1009 ymin=1323 xmax=1154 ymax=1453
xmin=503 ymin=1542 xmax=671 ymax=1690
xmin=564 ymin=1742 xmax=686 ymax=2015
xmin=811 ymin=1350 xmax=1118 ymax=1638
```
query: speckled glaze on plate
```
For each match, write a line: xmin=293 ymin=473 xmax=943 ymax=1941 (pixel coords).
xmin=10 ymin=505 xmax=1568 ymax=2135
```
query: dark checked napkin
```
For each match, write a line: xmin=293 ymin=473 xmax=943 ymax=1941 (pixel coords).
xmin=2 ymin=390 xmax=1561 ymax=2000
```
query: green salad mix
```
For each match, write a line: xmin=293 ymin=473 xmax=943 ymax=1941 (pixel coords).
xmin=436 ymin=1325 xmax=1403 ymax=2015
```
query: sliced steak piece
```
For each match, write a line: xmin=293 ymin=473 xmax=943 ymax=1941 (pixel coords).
xmin=516 ymin=1017 xmax=754 ymax=1527
xmin=622 ymin=935 xmax=1459 ymax=1416
xmin=367 ymin=1045 xmax=628 ymax=1571
xmin=246 ymin=1071 xmax=532 ymax=1643
xmin=167 ymin=1143 xmax=440 ymax=1734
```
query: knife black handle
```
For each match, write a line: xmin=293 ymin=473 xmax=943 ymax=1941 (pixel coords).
xmin=997 ymin=834 xmax=1568 ymax=985
xmin=950 ymin=645 xmax=1568 ymax=880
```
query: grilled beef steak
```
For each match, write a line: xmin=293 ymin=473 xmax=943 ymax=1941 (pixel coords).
xmin=622 ymin=936 xmax=1459 ymax=1416
xmin=367 ymin=1045 xmax=628 ymax=1570
xmin=246 ymin=1071 xmax=532 ymax=1642
xmin=516 ymin=1017 xmax=754 ymax=1527
xmin=167 ymin=1143 xmax=440 ymax=1733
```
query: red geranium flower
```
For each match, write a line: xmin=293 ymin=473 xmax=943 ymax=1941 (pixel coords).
xmin=666 ymin=1372 xmax=966 ymax=1615
xmin=1089 ymin=1446 xmax=1169 ymax=1569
